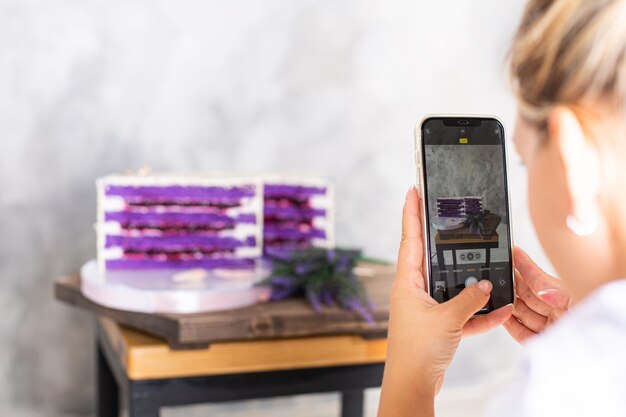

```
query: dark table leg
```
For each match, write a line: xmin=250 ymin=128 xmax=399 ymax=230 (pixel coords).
xmin=97 ymin=344 xmax=119 ymax=417
xmin=452 ymin=249 xmax=461 ymax=288
xmin=128 ymin=392 xmax=160 ymax=417
xmin=436 ymin=247 xmax=445 ymax=271
xmin=452 ymin=249 xmax=457 ymax=270
xmin=341 ymin=389 xmax=364 ymax=417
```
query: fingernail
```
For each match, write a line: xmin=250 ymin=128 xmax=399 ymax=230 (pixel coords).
xmin=537 ymin=288 xmax=563 ymax=306
xmin=476 ymin=280 xmax=492 ymax=294
xmin=406 ymin=185 xmax=415 ymax=199
xmin=537 ymin=288 xmax=559 ymax=297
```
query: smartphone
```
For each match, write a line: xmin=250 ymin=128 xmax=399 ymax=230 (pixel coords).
xmin=414 ymin=115 xmax=514 ymax=313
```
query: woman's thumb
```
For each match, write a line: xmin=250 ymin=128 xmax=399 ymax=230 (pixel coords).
xmin=443 ymin=280 xmax=492 ymax=323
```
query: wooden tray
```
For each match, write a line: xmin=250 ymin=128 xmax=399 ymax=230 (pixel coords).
xmin=55 ymin=261 xmax=393 ymax=349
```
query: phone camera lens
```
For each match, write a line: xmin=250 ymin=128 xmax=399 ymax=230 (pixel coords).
xmin=425 ymin=128 xmax=431 ymax=134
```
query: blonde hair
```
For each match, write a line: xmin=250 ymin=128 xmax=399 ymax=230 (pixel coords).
xmin=509 ymin=0 xmax=626 ymax=128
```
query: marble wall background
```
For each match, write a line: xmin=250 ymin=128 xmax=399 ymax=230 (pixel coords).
xmin=0 ymin=0 xmax=553 ymax=415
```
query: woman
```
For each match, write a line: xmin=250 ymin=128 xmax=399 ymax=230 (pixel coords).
xmin=378 ymin=0 xmax=626 ymax=416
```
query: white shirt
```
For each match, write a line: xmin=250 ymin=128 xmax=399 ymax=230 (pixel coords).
xmin=485 ymin=279 xmax=626 ymax=417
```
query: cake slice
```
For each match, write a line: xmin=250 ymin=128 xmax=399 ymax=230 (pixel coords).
xmin=262 ymin=175 xmax=334 ymax=255
xmin=96 ymin=175 xmax=263 ymax=278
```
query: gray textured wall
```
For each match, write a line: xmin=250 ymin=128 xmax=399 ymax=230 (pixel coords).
xmin=0 ymin=0 xmax=551 ymax=416
xmin=425 ymin=144 xmax=507 ymax=223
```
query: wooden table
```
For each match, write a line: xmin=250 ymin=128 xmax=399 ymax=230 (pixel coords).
xmin=56 ymin=261 xmax=392 ymax=349
xmin=97 ymin=317 xmax=387 ymax=417
xmin=55 ymin=261 xmax=394 ymax=416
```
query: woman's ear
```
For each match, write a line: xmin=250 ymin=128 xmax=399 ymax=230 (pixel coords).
xmin=548 ymin=106 xmax=601 ymax=231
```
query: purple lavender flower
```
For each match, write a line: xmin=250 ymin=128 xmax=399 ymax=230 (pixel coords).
xmin=271 ymin=276 xmax=295 ymax=287
xmin=345 ymin=298 xmax=374 ymax=324
xmin=321 ymin=290 xmax=334 ymax=306
xmin=306 ymin=290 xmax=322 ymax=312
xmin=335 ymin=254 xmax=352 ymax=271
xmin=294 ymin=262 xmax=312 ymax=275
xmin=262 ymin=247 xmax=371 ymax=322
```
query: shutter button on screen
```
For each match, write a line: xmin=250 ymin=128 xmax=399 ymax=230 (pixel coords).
xmin=465 ymin=277 xmax=478 ymax=287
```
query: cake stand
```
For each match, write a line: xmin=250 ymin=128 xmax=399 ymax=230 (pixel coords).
xmin=80 ymin=260 xmax=271 ymax=314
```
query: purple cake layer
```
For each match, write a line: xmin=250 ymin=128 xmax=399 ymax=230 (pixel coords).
xmin=263 ymin=206 xmax=325 ymax=220
xmin=264 ymin=185 xmax=326 ymax=198
xmin=105 ymin=185 xmax=256 ymax=200
xmin=105 ymin=235 xmax=256 ymax=250
xmin=124 ymin=198 xmax=245 ymax=209
xmin=263 ymin=227 xmax=326 ymax=240
xmin=104 ymin=211 xmax=256 ymax=225
xmin=263 ymin=198 xmax=310 ymax=209
xmin=263 ymin=220 xmax=313 ymax=230
xmin=106 ymin=257 xmax=256 ymax=270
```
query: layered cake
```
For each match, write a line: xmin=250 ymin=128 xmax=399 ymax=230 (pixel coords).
xmin=262 ymin=176 xmax=334 ymax=255
xmin=437 ymin=196 xmax=483 ymax=219
xmin=97 ymin=175 xmax=263 ymax=277
xmin=436 ymin=197 xmax=465 ymax=218
xmin=463 ymin=197 xmax=483 ymax=215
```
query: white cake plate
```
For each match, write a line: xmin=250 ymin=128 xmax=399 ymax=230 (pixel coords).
xmin=80 ymin=260 xmax=272 ymax=314
xmin=433 ymin=217 xmax=466 ymax=231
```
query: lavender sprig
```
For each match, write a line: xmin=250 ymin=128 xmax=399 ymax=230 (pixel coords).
xmin=261 ymin=247 xmax=375 ymax=323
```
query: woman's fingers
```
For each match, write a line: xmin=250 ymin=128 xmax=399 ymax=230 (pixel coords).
xmin=514 ymin=269 xmax=553 ymax=317
xmin=514 ymin=247 xmax=569 ymax=310
xmin=462 ymin=304 xmax=513 ymax=337
xmin=503 ymin=315 xmax=537 ymax=344
xmin=512 ymin=297 xmax=548 ymax=333
xmin=513 ymin=246 xmax=557 ymax=287
xmin=396 ymin=186 xmax=425 ymax=290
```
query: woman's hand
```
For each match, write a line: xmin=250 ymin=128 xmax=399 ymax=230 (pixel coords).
xmin=377 ymin=187 xmax=512 ymax=417
xmin=503 ymin=247 xmax=570 ymax=343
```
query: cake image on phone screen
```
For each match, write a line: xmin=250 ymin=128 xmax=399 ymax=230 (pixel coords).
xmin=425 ymin=144 xmax=510 ymax=307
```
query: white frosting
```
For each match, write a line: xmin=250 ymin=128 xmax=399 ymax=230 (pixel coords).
xmin=97 ymin=174 xmax=262 ymax=187
xmin=235 ymin=246 xmax=262 ymax=258
xmin=262 ymin=173 xmax=332 ymax=187
xmin=103 ymin=247 xmax=124 ymax=260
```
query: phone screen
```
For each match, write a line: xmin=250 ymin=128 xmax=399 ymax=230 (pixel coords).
xmin=420 ymin=117 xmax=513 ymax=313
